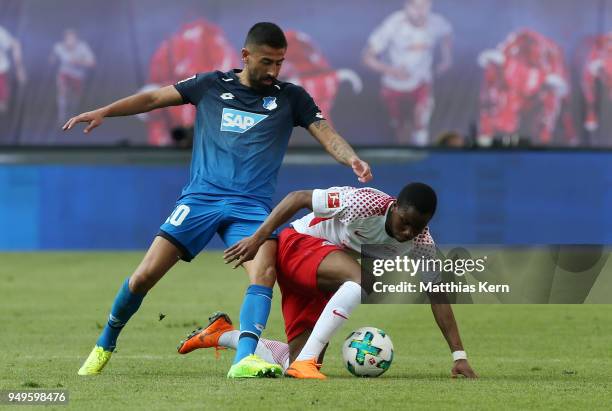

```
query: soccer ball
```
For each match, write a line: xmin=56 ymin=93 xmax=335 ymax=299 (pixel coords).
xmin=342 ymin=327 xmax=394 ymax=377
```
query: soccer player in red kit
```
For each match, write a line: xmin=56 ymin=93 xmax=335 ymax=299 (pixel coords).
xmin=478 ymin=29 xmax=575 ymax=145
xmin=582 ymin=33 xmax=612 ymax=134
xmin=282 ymin=30 xmax=362 ymax=126
xmin=143 ymin=19 xmax=238 ymax=146
xmin=179 ymin=183 xmax=477 ymax=380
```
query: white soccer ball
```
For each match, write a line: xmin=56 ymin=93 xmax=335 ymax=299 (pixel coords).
xmin=342 ymin=327 xmax=394 ymax=377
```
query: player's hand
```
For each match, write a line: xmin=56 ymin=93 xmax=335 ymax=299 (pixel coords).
xmin=351 ymin=157 xmax=373 ymax=183
xmin=223 ymin=234 xmax=266 ymax=269
xmin=62 ymin=109 xmax=106 ymax=133
xmin=451 ymin=359 xmax=478 ymax=379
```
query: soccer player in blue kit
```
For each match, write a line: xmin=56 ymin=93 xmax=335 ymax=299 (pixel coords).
xmin=63 ymin=22 xmax=373 ymax=378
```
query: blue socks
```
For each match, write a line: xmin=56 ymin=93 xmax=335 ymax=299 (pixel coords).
xmin=233 ymin=284 xmax=273 ymax=364
xmin=95 ymin=279 xmax=270 ymax=362
xmin=96 ymin=278 xmax=145 ymax=351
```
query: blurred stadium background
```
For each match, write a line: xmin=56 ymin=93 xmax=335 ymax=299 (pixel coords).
xmin=2 ymin=0 xmax=612 ymax=147
xmin=1 ymin=0 xmax=612 ymax=409
xmin=1 ymin=0 xmax=612 ymax=249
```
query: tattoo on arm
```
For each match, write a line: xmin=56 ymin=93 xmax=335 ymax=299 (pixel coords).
xmin=312 ymin=120 xmax=331 ymax=132
xmin=328 ymin=135 xmax=354 ymax=163
xmin=312 ymin=120 xmax=356 ymax=164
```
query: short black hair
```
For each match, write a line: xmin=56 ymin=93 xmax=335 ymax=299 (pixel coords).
xmin=244 ymin=22 xmax=287 ymax=49
xmin=397 ymin=183 xmax=437 ymax=216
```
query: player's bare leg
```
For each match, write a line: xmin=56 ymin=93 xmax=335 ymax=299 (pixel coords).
xmin=56 ymin=76 xmax=67 ymax=124
xmin=242 ymin=239 xmax=277 ymax=287
xmin=395 ymin=122 xmax=412 ymax=145
xmin=287 ymin=251 xmax=362 ymax=379
xmin=78 ymin=236 xmax=181 ymax=375
xmin=227 ymin=240 xmax=282 ymax=378
xmin=412 ymin=86 xmax=433 ymax=146
xmin=316 ymin=250 xmax=361 ymax=291
xmin=129 ymin=236 xmax=182 ymax=293
xmin=381 ymin=86 xmax=412 ymax=144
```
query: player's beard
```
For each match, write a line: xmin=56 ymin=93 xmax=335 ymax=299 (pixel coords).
xmin=250 ymin=72 xmax=276 ymax=92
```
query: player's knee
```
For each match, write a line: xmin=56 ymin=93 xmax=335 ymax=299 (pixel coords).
xmin=129 ymin=273 xmax=151 ymax=294
xmin=251 ymin=265 xmax=277 ymax=288
xmin=130 ymin=258 xmax=163 ymax=293
xmin=326 ymin=273 xmax=361 ymax=292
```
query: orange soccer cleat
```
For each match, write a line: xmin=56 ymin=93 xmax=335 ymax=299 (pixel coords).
xmin=286 ymin=358 xmax=326 ymax=380
xmin=177 ymin=312 xmax=234 ymax=355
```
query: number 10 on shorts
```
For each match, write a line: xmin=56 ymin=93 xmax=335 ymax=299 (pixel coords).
xmin=166 ymin=205 xmax=190 ymax=226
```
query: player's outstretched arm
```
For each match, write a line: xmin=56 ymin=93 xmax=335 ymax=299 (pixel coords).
xmin=223 ymin=190 xmax=313 ymax=268
xmin=307 ymin=120 xmax=373 ymax=183
xmin=428 ymin=291 xmax=478 ymax=378
xmin=62 ymin=85 xmax=183 ymax=133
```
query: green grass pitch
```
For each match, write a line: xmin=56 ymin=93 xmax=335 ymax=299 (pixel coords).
xmin=1 ymin=252 xmax=611 ymax=410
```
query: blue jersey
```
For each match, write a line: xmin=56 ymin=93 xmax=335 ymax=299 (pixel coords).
xmin=174 ymin=69 xmax=323 ymax=207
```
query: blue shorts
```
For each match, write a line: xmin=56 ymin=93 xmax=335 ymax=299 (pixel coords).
xmin=158 ymin=195 xmax=272 ymax=262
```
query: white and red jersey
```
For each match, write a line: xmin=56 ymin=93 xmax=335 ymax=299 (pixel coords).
xmin=367 ymin=11 xmax=452 ymax=92
xmin=291 ymin=187 xmax=439 ymax=279
xmin=53 ymin=40 xmax=95 ymax=80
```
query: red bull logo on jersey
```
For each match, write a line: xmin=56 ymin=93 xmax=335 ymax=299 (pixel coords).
xmin=220 ymin=108 xmax=269 ymax=133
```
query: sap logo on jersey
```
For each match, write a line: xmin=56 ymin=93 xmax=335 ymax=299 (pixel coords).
xmin=220 ymin=108 xmax=269 ymax=133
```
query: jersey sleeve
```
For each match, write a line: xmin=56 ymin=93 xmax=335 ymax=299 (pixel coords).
xmin=289 ymin=85 xmax=325 ymax=128
xmin=312 ymin=187 xmax=395 ymax=224
xmin=311 ymin=186 xmax=353 ymax=218
xmin=408 ymin=227 xmax=442 ymax=284
xmin=173 ymin=72 xmax=216 ymax=105
xmin=367 ymin=12 xmax=399 ymax=54
xmin=432 ymin=14 xmax=453 ymax=39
